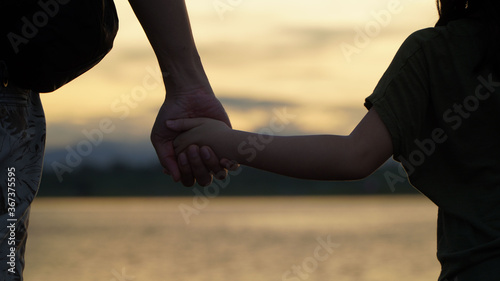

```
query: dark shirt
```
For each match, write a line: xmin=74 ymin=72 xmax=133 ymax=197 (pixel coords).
xmin=366 ymin=18 xmax=500 ymax=280
xmin=0 ymin=0 xmax=118 ymax=92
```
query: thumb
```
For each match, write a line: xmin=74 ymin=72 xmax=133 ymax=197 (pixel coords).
xmin=166 ymin=118 xmax=206 ymax=131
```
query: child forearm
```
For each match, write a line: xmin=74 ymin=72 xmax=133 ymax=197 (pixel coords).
xmin=209 ymin=130 xmax=365 ymax=181
xmin=171 ymin=109 xmax=392 ymax=181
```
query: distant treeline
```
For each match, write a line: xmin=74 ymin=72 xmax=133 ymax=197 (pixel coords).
xmin=38 ymin=161 xmax=418 ymax=197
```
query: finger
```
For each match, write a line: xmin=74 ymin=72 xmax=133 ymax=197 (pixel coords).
xmin=220 ymin=158 xmax=240 ymax=171
xmin=178 ymin=152 xmax=195 ymax=187
xmin=153 ymin=140 xmax=181 ymax=182
xmin=186 ymin=145 xmax=213 ymax=186
xmin=200 ymin=146 xmax=227 ymax=180
xmin=166 ymin=118 xmax=206 ymax=132
xmin=173 ymin=137 xmax=190 ymax=155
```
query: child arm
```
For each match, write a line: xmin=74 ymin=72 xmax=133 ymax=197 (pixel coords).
xmin=168 ymin=109 xmax=393 ymax=181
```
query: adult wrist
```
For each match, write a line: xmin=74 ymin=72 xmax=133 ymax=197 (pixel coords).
xmin=158 ymin=50 xmax=212 ymax=95
xmin=165 ymin=84 xmax=215 ymax=101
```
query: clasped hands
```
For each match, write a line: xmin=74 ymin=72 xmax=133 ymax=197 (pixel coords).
xmin=150 ymin=87 xmax=236 ymax=187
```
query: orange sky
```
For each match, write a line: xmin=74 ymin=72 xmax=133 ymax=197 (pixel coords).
xmin=41 ymin=0 xmax=438 ymax=149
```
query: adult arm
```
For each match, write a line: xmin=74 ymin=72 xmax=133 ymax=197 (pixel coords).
xmin=128 ymin=0 xmax=232 ymax=186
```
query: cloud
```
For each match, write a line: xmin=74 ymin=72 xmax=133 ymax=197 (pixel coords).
xmin=44 ymin=140 xmax=158 ymax=171
xmin=219 ymin=96 xmax=297 ymax=111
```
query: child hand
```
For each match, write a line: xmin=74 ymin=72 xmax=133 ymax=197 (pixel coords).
xmin=166 ymin=118 xmax=231 ymax=154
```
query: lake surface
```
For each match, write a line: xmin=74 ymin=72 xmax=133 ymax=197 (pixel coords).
xmin=24 ymin=196 xmax=440 ymax=281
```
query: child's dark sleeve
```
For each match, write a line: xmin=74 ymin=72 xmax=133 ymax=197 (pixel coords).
xmin=364 ymin=28 xmax=438 ymax=160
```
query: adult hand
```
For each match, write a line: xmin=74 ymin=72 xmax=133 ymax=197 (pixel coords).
xmin=151 ymin=86 xmax=233 ymax=186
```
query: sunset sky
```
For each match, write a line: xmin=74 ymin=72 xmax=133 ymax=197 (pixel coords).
xmin=41 ymin=0 xmax=438 ymax=158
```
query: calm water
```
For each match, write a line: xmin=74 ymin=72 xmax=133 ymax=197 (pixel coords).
xmin=24 ymin=196 xmax=440 ymax=281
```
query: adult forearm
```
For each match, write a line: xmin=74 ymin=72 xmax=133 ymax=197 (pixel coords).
xmin=128 ymin=0 xmax=210 ymax=93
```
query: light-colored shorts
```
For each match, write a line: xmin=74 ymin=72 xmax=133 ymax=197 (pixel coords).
xmin=0 ymin=82 xmax=45 ymax=281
